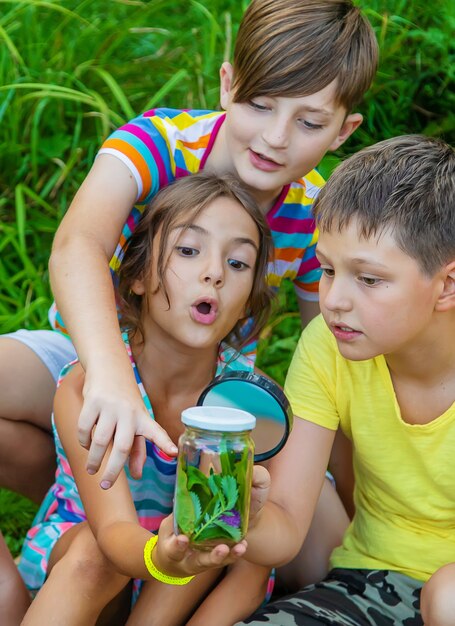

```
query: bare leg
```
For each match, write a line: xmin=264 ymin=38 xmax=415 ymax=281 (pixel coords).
xmin=128 ymin=561 xmax=269 ymax=626
xmin=127 ymin=569 xmax=222 ymax=626
xmin=187 ymin=560 xmax=271 ymax=626
xmin=0 ymin=339 xmax=56 ymax=503
xmin=421 ymin=563 xmax=455 ymax=626
xmin=277 ymin=477 xmax=350 ymax=592
xmin=0 ymin=532 xmax=30 ymax=626
xmin=22 ymin=522 xmax=130 ymax=626
xmin=97 ymin=581 xmax=133 ymax=626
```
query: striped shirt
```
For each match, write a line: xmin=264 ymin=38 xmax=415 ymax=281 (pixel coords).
xmin=49 ymin=108 xmax=323 ymax=338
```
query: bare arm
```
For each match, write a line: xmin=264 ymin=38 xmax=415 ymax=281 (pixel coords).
xmin=244 ymin=416 xmax=336 ymax=567
xmin=54 ymin=364 xmax=149 ymax=577
xmin=54 ymin=367 xmax=250 ymax=580
xmin=50 ymin=155 xmax=176 ymax=487
xmin=298 ymin=300 xmax=356 ymax=517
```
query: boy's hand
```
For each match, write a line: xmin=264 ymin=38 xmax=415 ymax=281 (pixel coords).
xmin=249 ymin=465 xmax=271 ymax=528
xmin=153 ymin=515 xmax=247 ymax=578
xmin=78 ymin=366 xmax=178 ymax=488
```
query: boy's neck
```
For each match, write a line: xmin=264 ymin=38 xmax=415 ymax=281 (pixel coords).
xmin=385 ymin=313 xmax=455 ymax=386
xmin=205 ymin=122 xmax=282 ymax=215
xmin=384 ymin=314 xmax=455 ymax=424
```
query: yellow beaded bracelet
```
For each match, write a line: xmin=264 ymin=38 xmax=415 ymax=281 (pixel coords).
xmin=143 ymin=534 xmax=195 ymax=586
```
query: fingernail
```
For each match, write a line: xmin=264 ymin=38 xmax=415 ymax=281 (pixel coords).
xmin=87 ymin=468 xmax=95 ymax=475
xmin=100 ymin=481 xmax=111 ymax=490
xmin=170 ymin=445 xmax=178 ymax=454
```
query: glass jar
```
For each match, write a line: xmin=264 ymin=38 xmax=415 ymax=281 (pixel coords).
xmin=173 ymin=406 xmax=256 ymax=550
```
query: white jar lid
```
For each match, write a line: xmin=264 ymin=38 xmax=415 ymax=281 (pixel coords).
xmin=181 ymin=406 xmax=256 ymax=431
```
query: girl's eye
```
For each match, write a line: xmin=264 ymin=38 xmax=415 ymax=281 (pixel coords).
xmin=321 ymin=267 xmax=335 ymax=277
xmin=228 ymin=258 xmax=249 ymax=271
xmin=176 ymin=246 xmax=199 ymax=257
xmin=359 ymin=276 xmax=380 ymax=286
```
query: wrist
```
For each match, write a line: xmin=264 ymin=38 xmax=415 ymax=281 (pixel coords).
xmin=149 ymin=537 xmax=167 ymax=572
xmin=84 ymin=343 xmax=130 ymax=371
xmin=143 ymin=535 xmax=194 ymax=586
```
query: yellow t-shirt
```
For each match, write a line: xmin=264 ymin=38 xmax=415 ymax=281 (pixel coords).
xmin=285 ymin=315 xmax=455 ymax=582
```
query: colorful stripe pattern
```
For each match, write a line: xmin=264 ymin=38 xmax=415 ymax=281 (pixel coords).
xmin=18 ymin=336 xmax=254 ymax=593
xmin=49 ymin=108 xmax=323 ymax=338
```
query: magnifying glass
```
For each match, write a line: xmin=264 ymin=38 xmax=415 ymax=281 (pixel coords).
xmin=197 ymin=371 xmax=293 ymax=462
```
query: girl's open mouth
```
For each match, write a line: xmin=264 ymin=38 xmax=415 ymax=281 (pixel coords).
xmin=190 ymin=299 xmax=218 ymax=325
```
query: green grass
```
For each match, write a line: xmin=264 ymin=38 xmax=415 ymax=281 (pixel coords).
xmin=0 ymin=490 xmax=38 ymax=555
xmin=0 ymin=0 xmax=453 ymax=555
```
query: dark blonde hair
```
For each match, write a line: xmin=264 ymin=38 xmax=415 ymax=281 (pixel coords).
xmin=117 ymin=172 xmax=275 ymax=348
xmin=313 ymin=135 xmax=455 ymax=275
xmin=233 ymin=0 xmax=378 ymax=111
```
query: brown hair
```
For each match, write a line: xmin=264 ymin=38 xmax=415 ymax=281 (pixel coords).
xmin=232 ymin=0 xmax=378 ymax=111
xmin=313 ymin=134 xmax=455 ymax=275
xmin=117 ymin=172 xmax=275 ymax=348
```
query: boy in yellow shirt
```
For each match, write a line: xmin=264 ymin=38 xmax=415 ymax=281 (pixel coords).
xmin=240 ymin=135 xmax=455 ymax=625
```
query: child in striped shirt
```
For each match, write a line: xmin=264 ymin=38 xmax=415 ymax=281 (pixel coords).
xmin=0 ymin=0 xmax=377 ymax=497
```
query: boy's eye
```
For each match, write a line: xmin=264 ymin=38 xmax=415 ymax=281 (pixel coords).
xmin=321 ymin=267 xmax=335 ymax=277
xmin=359 ymin=276 xmax=380 ymax=286
xmin=361 ymin=276 xmax=380 ymax=286
xmin=300 ymin=120 xmax=323 ymax=130
xmin=176 ymin=246 xmax=199 ymax=257
xmin=249 ymin=100 xmax=269 ymax=112
xmin=228 ymin=258 xmax=249 ymax=271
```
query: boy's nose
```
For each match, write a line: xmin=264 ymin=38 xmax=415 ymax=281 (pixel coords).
xmin=261 ymin=118 xmax=289 ymax=149
xmin=323 ymin=281 xmax=352 ymax=312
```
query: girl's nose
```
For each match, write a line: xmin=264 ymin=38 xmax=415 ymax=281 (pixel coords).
xmin=203 ymin=274 xmax=223 ymax=287
xmin=201 ymin=260 xmax=224 ymax=287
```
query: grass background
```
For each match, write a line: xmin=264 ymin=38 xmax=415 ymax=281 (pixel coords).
xmin=0 ymin=0 xmax=454 ymax=554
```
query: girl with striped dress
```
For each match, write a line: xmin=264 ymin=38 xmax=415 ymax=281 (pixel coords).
xmin=20 ymin=172 xmax=275 ymax=626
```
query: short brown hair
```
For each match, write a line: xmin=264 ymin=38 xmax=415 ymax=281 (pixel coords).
xmin=232 ymin=0 xmax=378 ymax=111
xmin=313 ymin=135 xmax=455 ymax=275
xmin=117 ymin=172 xmax=275 ymax=348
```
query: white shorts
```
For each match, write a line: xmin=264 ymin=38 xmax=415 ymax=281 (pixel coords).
xmin=1 ymin=329 xmax=77 ymax=382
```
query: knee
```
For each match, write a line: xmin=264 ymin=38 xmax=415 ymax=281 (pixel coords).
xmin=421 ymin=564 xmax=455 ymax=626
xmin=52 ymin=541 xmax=128 ymax=595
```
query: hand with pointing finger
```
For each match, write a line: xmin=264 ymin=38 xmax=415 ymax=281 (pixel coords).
xmin=78 ymin=364 xmax=178 ymax=489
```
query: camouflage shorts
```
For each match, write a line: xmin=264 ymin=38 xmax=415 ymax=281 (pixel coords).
xmin=237 ymin=568 xmax=423 ymax=626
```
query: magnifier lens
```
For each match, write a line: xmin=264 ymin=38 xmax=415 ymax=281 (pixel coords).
xmin=197 ymin=372 xmax=293 ymax=462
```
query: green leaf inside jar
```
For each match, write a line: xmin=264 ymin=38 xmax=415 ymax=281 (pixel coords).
xmin=175 ymin=437 xmax=251 ymax=544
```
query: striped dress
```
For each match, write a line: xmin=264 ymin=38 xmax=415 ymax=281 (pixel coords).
xmin=49 ymin=108 xmax=324 ymax=355
xmin=18 ymin=334 xmax=254 ymax=593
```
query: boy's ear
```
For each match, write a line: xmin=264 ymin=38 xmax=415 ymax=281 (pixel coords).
xmin=130 ymin=278 xmax=146 ymax=296
xmin=435 ymin=261 xmax=455 ymax=312
xmin=219 ymin=62 xmax=234 ymax=110
xmin=328 ymin=113 xmax=363 ymax=151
